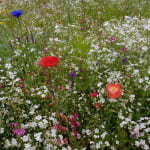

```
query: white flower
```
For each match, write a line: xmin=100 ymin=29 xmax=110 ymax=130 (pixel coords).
xmin=139 ymin=123 xmax=146 ymax=130
xmin=38 ymin=122 xmax=47 ymax=128
xmin=43 ymin=119 xmax=48 ymax=124
xmin=26 ymin=100 xmax=31 ymax=104
xmin=29 ymin=122 xmax=37 ymax=128
xmin=145 ymin=128 xmax=150 ymax=133
xmin=116 ymin=140 xmax=119 ymax=145
xmin=144 ymin=144 xmax=149 ymax=150
xmin=31 ymin=48 xmax=35 ymax=52
xmin=101 ymin=132 xmax=107 ymax=139
xmin=109 ymin=98 xmax=117 ymax=102
xmin=24 ymin=143 xmax=31 ymax=150
xmin=140 ymin=139 xmax=145 ymax=145
xmin=105 ymin=141 xmax=110 ymax=147
xmin=67 ymin=146 xmax=72 ymax=150
xmin=21 ymin=135 xmax=29 ymax=142
xmin=5 ymin=139 xmax=11 ymax=148
xmin=11 ymin=138 xmax=17 ymax=146
xmin=148 ymin=136 xmax=150 ymax=143
xmin=29 ymin=109 xmax=35 ymax=115
xmin=120 ymin=121 xmax=126 ymax=128
xmin=34 ymin=115 xmax=42 ymax=120
xmin=86 ymin=129 xmax=91 ymax=135
xmin=82 ymin=129 xmax=86 ymax=134
xmin=0 ymin=128 xmax=4 ymax=134
xmin=33 ymin=105 xmax=39 ymax=109
xmin=139 ymin=79 xmax=143 ymax=83
xmin=51 ymin=129 xmax=56 ymax=137
xmin=111 ymin=146 xmax=116 ymax=150
xmin=46 ymin=144 xmax=52 ymax=150
xmin=34 ymin=132 xmax=42 ymax=142
xmin=133 ymin=70 xmax=139 ymax=74
xmin=14 ymin=78 xmax=20 ymax=82
xmin=94 ymin=128 xmax=99 ymax=134
xmin=97 ymin=82 xmax=102 ymax=87
xmin=135 ymin=141 xmax=140 ymax=147
xmin=145 ymin=77 xmax=149 ymax=81
xmin=94 ymin=135 xmax=99 ymax=139
xmin=41 ymin=94 xmax=46 ymax=98
xmin=5 ymin=63 xmax=12 ymax=69
xmin=96 ymin=141 xmax=102 ymax=149
xmin=8 ymin=72 xmax=16 ymax=79
xmin=118 ymin=111 xmax=124 ymax=120
xmin=49 ymin=117 xmax=56 ymax=122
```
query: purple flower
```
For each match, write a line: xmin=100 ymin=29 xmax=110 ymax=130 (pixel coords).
xmin=122 ymin=57 xmax=127 ymax=64
xmin=71 ymin=80 xmax=74 ymax=87
xmin=17 ymin=37 xmax=20 ymax=42
xmin=70 ymin=72 xmax=76 ymax=79
xmin=25 ymin=36 xmax=29 ymax=43
xmin=96 ymin=62 xmax=100 ymax=66
xmin=11 ymin=10 xmax=23 ymax=18
xmin=79 ymin=68 xmax=83 ymax=72
xmin=10 ymin=41 xmax=13 ymax=48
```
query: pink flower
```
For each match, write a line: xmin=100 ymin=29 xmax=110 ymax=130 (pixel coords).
xmin=80 ymin=27 xmax=84 ymax=31
xmin=69 ymin=113 xmax=81 ymax=139
xmin=120 ymin=47 xmax=127 ymax=52
xmin=75 ymin=131 xmax=81 ymax=138
xmin=58 ymin=86 xmax=63 ymax=90
xmin=72 ymin=113 xmax=79 ymax=118
xmin=53 ymin=122 xmax=59 ymax=130
xmin=93 ymin=103 xmax=102 ymax=109
xmin=71 ymin=125 xmax=76 ymax=130
xmin=63 ymin=138 xmax=68 ymax=144
xmin=12 ymin=122 xmax=18 ymax=128
xmin=126 ymin=73 xmax=130 ymax=77
xmin=109 ymin=37 xmax=116 ymax=44
xmin=80 ymin=19 xmax=85 ymax=23
xmin=60 ymin=113 xmax=68 ymax=121
xmin=69 ymin=122 xmax=72 ymax=126
xmin=59 ymin=126 xmax=68 ymax=134
xmin=13 ymin=127 xmax=25 ymax=137
xmin=90 ymin=92 xmax=98 ymax=98
xmin=57 ymin=138 xmax=61 ymax=146
xmin=75 ymin=121 xmax=81 ymax=127
xmin=45 ymin=3 xmax=49 ymax=7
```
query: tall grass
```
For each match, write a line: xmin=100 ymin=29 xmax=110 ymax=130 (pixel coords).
xmin=0 ymin=0 xmax=150 ymax=149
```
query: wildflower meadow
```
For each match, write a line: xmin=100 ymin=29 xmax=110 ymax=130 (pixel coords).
xmin=0 ymin=0 xmax=150 ymax=149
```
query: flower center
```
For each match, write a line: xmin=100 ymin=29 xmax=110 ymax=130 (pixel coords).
xmin=111 ymin=87 xmax=117 ymax=92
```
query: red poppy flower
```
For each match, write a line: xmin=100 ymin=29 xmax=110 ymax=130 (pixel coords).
xmin=106 ymin=83 xmax=122 ymax=99
xmin=90 ymin=92 xmax=98 ymax=98
xmin=40 ymin=56 xmax=60 ymax=67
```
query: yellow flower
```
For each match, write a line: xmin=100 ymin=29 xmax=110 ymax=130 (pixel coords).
xmin=0 ymin=22 xmax=3 ymax=25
